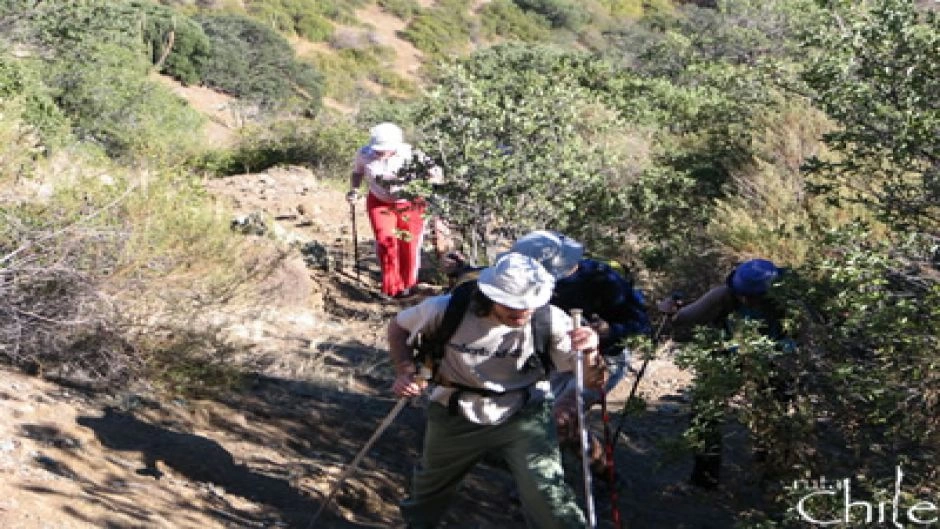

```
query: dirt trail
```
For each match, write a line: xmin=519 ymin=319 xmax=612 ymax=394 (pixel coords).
xmin=0 ymin=165 xmax=766 ymax=528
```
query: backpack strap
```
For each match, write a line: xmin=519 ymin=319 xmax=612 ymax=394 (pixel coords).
xmin=531 ymin=304 xmax=553 ymax=375
xmin=415 ymin=280 xmax=555 ymax=380
xmin=415 ymin=280 xmax=476 ymax=377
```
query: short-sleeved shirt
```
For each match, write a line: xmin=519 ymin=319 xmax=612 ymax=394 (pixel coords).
xmin=395 ymin=295 xmax=576 ymax=425
xmin=352 ymin=144 xmax=416 ymax=203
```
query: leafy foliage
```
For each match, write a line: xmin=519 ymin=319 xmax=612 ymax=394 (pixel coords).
xmin=50 ymin=39 xmax=205 ymax=163
xmin=0 ymin=56 xmax=70 ymax=151
xmin=400 ymin=0 xmax=474 ymax=57
xmin=802 ymin=0 xmax=940 ymax=230
xmin=411 ymin=44 xmax=637 ymax=261
xmin=195 ymin=14 xmax=323 ymax=115
xmin=199 ymin=115 xmax=365 ymax=177
xmin=377 ymin=0 xmax=424 ymax=20
xmin=511 ymin=0 xmax=588 ymax=31
xmin=135 ymin=0 xmax=213 ymax=85
xmin=479 ymin=0 xmax=552 ymax=42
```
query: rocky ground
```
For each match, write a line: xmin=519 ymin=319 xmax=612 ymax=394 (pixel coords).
xmin=0 ymin=167 xmax=766 ymax=528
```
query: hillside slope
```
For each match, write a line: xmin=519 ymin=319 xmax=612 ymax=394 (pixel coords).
xmin=0 ymin=169 xmax=764 ymax=529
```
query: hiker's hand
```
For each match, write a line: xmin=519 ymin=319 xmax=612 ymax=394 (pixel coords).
xmin=657 ymin=298 xmax=679 ymax=314
xmin=427 ymin=166 xmax=444 ymax=184
xmin=345 ymin=190 xmax=359 ymax=204
xmin=589 ymin=314 xmax=610 ymax=340
xmin=393 ymin=372 xmax=427 ymax=398
xmin=583 ymin=350 xmax=607 ymax=391
xmin=553 ymin=389 xmax=579 ymax=444
xmin=569 ymin=325 xmax=599 ymax=353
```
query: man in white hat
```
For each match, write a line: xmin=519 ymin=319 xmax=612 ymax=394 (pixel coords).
xmin=348 ymin=122 xmax=443 ymax=299
xmin=509 ymin=230 xmax=651 ymax=480
xmin=387 ymin=252 xmax=603 ymax=529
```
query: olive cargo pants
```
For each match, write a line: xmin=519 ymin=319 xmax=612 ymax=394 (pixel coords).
xmin=400 ymin=400 xmax=586 ymax=529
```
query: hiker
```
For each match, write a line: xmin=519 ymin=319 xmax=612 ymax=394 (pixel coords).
xmin=387 ymin=252 xmax=605 ymax=529
xmin=510 ymin=230 xmax=651 ymax=478
xmin=347 ymin=122 xmax=443 ymax=299
xmin=657 ymin=258 xmax=788 ymax=489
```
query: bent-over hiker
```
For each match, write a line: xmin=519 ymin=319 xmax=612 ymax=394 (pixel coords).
xmin=510 ymin=230 xmax=651 ymax=479
xmin=347 ymin=122 xmax=443 ymax=300
xmin=657 ymin=258 xmax=790 ymax=489
xmin=387 ymin=252 xmax=605 ymax=529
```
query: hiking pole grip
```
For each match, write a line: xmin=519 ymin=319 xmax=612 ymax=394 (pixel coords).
xmin=570 ymin=308 xmax=597 ymax=529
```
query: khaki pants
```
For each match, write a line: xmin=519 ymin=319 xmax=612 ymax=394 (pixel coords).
xmin=401 ymin=401 xmax=585 ymax=529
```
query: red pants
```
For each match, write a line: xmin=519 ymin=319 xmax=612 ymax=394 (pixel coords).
xmin=366 ymin=193 xmax=426 ymax=296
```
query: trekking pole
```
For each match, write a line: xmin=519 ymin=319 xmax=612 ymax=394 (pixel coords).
xmin=612 ymin=314 xmax=669 ymax=443
xmin=349 ymin=200 xmax=360 ymax=281
xmin=307 ymin=397 xmax=407 ymax=528
xmin=599 ymin=386 xmax=621 ymax=527
xmin=570 ymin=308 xmax=597 ymax=529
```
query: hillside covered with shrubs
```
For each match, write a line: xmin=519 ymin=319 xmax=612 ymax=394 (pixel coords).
xmin=1 ymin=0 xmax=937 ymax=526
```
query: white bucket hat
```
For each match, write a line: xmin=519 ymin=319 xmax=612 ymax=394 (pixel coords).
xmin=477 ymin=252 xmax=555 ymax=310
xmin=368 ymin=122 xmax=404 ymax=152
xmin=509 ymin=230 xmax=584 ymax=279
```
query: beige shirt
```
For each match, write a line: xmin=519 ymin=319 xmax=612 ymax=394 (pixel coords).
xmin=396 ymin=295 xmax=576 ymax=425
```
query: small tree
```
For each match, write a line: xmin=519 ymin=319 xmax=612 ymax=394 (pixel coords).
xmin=410 ymin=45 xmax=633 ymax=261
xmin=802 ymin=0 xmax=940 ymax=230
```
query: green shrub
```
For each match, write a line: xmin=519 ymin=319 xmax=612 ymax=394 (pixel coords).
xmin=401 ymin=0 xmax=474 ymax=57
xmin=132 ymin=0 xmax=212 ymax=85
xmin=479 ymin=0 xmax=552 ymax=42
xmin=512 ymin=0 xmax=587 ymax=31
xmin=198 ymin=115 xmax=365 ymax=178
xmin=195 ymin=14 xmax=323 ymax=115
xmin=295 ymin=12 xmax=334 ymax=41
xmin=0 ymin=56 xmax=70 ymax=151
xmin=50 ymin=40 xmax=205 ymax=164
xmin=377 ymin=0 xmax=423 ymax=20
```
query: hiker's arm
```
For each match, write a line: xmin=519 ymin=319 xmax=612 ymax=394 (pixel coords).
xmin=672 ymin=286 xmax=733 ymax=328
xmin=348 ymin=151 xmax=365 ymax=202
xmin=388 ymin=319 xmax=425 ymax=397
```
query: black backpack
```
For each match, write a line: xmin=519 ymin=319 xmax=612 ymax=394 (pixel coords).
xmin=414 ymin=279 xmax=554 ymax=381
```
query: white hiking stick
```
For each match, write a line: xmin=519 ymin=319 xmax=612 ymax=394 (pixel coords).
xmin=307 ymin=397 xmax=408 ymax=528
xmin=570 ymin=308 xmax=597 ymax=529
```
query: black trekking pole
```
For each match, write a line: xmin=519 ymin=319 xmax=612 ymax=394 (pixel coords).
xmin=349 ymin=199 xmax=360 ymax=281
xmin=611 ymin=314 xmax=670 ymax=444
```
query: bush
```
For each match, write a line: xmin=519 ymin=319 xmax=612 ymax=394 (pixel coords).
xmin=50 ymin=40 xmax=205 ymax=164
xmin=195 ymin=14 xmax=323 ymax=115
xmin=479 ymin=0 xmax=552 ymax=42
xmin=0 ymin=158 xmax=289 ymax=389
xmin=511 ymin=0 xmax=588 ymax=31
xmin=0 ymin=56 xmax=70 ymax=152
xmin=133 ymin=0 xmax=213 ymax=85
xmin=400 ymin=0 xmax=474 ymax=57
xmin=377 ymin=0 xmax=423 ymax=20
xmin=198 ymin=115 xmax=365 ymax=178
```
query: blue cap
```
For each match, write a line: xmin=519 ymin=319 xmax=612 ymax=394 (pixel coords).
xmin=731 ymin=259 xmax=781 ymax=296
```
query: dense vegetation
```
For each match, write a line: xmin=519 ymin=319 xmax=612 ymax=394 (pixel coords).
xmin=1 ymin=0 xmax=937 ymax=526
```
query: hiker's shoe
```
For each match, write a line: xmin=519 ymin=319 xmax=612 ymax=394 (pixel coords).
xmin=393 ymin=288 xmax=415 ymax=299
xmin=690 ymin=454 xmax=720 ymax=490
xmin=372 ymin=291 xmax=394 ymax=302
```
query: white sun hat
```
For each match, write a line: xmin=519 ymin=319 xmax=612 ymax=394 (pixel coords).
xmin=477 ymin=252 xmax=555 ymax=310
xmin=509 ymin=230 xmax=584 ymax=279
xmin=368 ymin=122 xmax=404 ymax=152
